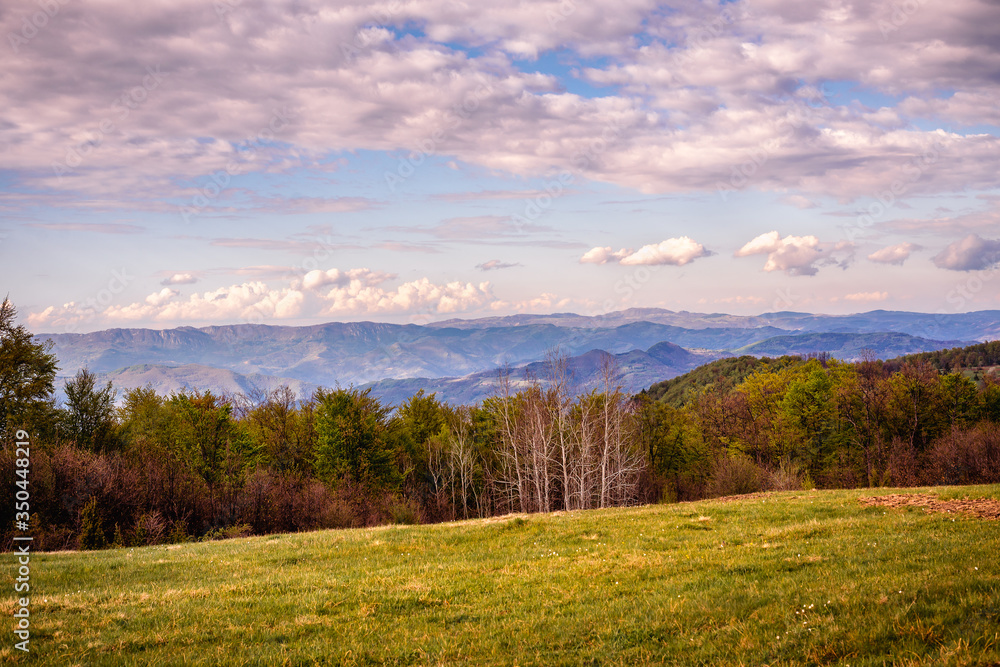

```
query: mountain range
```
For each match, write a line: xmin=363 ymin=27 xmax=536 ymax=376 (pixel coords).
xmin=40 ymin=308 xmax=996 ymax=405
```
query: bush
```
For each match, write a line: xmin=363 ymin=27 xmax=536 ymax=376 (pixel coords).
xmin=78 ymin=497 xmax=106 ymax=550
xmin=387 ymin=497 xmax=421 ymax=525
xmin=706 ymin=454 xmax=768 ymax=498
xmin=768 ymin=459 xmax=812 ymax=491
xmin=926 ymin=423 xmax=1000 ymax=485
xmin=133 ymin=512 xmax=166 ymax=546
xmin=202 ymin=524 xmax=253 ymax=541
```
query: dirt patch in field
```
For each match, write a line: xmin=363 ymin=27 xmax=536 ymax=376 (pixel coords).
xmin=859 ymin=493 xmax=1000 ymax=520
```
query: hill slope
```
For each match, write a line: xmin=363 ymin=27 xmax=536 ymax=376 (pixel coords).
xmin=16 ymin=486 xmax=1000 ymax=665
xmin=735 ymin=331 xmax=974 ymax=360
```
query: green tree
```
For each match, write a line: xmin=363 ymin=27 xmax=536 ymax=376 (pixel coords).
xmin=119 ymin=385 xmax=174 ymax=451
xmin=169 ymin=391 xmax=250 ymax=484
xmin=313 ymin=387 xmax=395 ymax=488
xmin=0 ymin=297 xmax=59 ymax=441
xmin=242 ymin=386 xmax=314 ymax=473
xmin=780 ymin=362 xmax=842 ymax=475
xmin=63 ymin=368 xmax=119 ymax=451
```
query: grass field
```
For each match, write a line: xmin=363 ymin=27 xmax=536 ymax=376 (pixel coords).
xmin=4 ymin=486 xmax=1000 ymax=666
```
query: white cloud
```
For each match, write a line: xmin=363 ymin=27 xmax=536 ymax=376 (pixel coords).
xmin=28 ymin=270 xmax=500 ymax=327
xmin=477 ymin=260 xmax=521 ymax=271
xmin=161 ymin=273 xmax=199 ymax=286
xmin=300 ymin=268 xmax=394 ymax=291
xmin=843 ymin=291 xmax=889 ymax=302
xmin=145 ymin=288 xmax=179 ymax=307
xmin=619 ymin=237 xmax=711 ymax=266
xmin=932 ymin=234 xmax=1000 ymax=271
xmin=581 ymin=237 xmax=710 ymax=266
xmin=2 ymin=0 xmax=999 ymax=208
xmin=735 ymin=231 xmax=854 ymax=276
xmin=867 ymin=242 xmax=921 ymax=265
xmin=580 ymin=246 xmax=633 ymax=265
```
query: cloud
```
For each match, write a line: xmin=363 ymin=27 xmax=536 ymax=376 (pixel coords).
xmin=580 ymin=237 xmax=710 ymax=266
xmin=735 ymin=231 xmax=854 ymax=276
xmin=431 ymin=189 xmax=576 ymax=203
xmin=299 ymin=268 xmax=395 ymax=291
xmin=843 ymin=291 xmax=889 ymax=302
xmin=28 ymin=269 xmax=501 ymax=327
xmin=580 ymin=246 xmax=633 ymax=265
xmin=145 ymin=288 xmax=179 ymax=306
xmin=3 ymin=0 xmax=1000 ymax=208
xmin=249 ymin=196 xmax=379 ymax=214
xmin=161 ymin=272 xmax=199 ymax=285
xmin=25 ymin=222 xmax=144 ymax=234
xmin=867 ymin=242 xmax=922 ymax=265
xmin=619 ymin=237 xmax=711 ymax=266
xmin=780 ymin=195 xmax=818 ymax=210
xmin=409 ymin=216 xmax=550 ymax=241
xmin=932 ymin=234 xmax=1000 ymax=271
xmin=477 ymin=260 xmax=521 ymax=271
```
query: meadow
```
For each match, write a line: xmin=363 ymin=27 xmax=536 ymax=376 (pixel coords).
xmin=4 ymin=486 xmax=999 ymax=666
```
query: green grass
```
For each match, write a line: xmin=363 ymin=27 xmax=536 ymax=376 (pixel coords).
xmin=5 ymin=486 xmax=1000 ymax=666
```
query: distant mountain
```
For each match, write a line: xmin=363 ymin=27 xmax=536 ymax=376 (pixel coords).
xmin=54 ymin=364 xmax=322 ymax=405
xmin=362 ymin=342 xmax=722 ymax=405
xmin=735 ymin=332 xmax=975 ymax=360
xmin=431 ymin=308 xmax=1000 ymax=342
xmin=40 ymin=309 xmax=996 ymax=407
xmin=41 ymin=320 xmax=787 ymax=387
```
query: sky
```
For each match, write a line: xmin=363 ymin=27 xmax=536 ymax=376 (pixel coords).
xmin=2 ymin=0 xmax=1000 ymax=333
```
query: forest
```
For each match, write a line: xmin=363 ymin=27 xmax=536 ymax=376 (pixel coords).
xmin=2 ymin=298 xmax=999 ymax=551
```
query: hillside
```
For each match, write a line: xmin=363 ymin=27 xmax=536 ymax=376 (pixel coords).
xmin=89 ymin=364 xmax=322 ymax=402
xmin=12 ymin=486 xmax=1000 ymax=665
xmin=887 ymin=340 xmax=1000 ymax=372
xmin=41 ymin=320 xmax=785 ymax=388
xmin=642 ymin=355 xmax=805 ymax=407
xmin=432 ymin=308 xmax=1000 ymax=341
xmin=362 ymin=341 xmax=721 ymax=405
xmin=39 ymin=310 xmax=993 ymax=406
xmin=735 ymin=331 xmax=974 ymax=360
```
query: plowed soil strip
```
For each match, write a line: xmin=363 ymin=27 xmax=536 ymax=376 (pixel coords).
xmin=859 ymin=493 xmax=1000 ymax=520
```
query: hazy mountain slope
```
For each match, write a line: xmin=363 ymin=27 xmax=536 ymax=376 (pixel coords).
xmin=39 ymin=310 xmax=996 ymax=406
xmin=735 ymin=332 xmax=974 ymax=360
xmin=54 ymin=364 xmax=322 ymax=404
xmin=362 ymin=343 xmax=723 ymax=405
xmin=431 ymin=308 xmax=1000 ymax=341
xmin=41 ymin=321 xmax=785 ymax=386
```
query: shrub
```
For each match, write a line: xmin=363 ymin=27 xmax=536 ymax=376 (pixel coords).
xmin=387 ymin=497 xmax=421 ymax=525
xmin=133 ymin=511 xmax=166 ymax=546
xmin=706 ymin=454 xmax=768 ymax=498
xmin=768 ymin=459 xmax=812 ymax=491
xmin=79 ymin=497 xmax=106 ymax=550
xmin=202 ymin=524 xmax=252 ymax=541
xmin=926 ymin=423 xmax=1000 ymax=485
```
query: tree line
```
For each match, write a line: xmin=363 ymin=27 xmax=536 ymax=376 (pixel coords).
xmin=2 ymin=298 xmax=999 ymax=550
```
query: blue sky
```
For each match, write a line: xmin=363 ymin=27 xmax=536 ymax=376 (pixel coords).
xmin=2 ymin=0 xmax=1000 ymax=333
